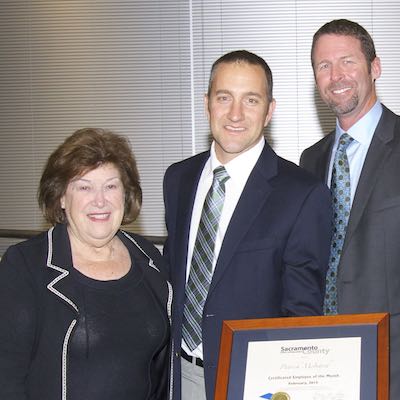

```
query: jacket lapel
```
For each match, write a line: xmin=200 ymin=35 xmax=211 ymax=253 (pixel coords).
xmin=317 ymin=132 xmax=334 ymax=182
xmin=46 ymin=224 xmax=79 ymax=315
xmin=343 ymin=106 xmax=398 ymax=252
xmin=208 ymin=144 xmax=277 ymax=295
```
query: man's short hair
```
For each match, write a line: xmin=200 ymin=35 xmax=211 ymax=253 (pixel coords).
xmin=311 ymin=19 xmax=376 ymax=73
xmin=207 ymin=50 xmax=273 ymax=102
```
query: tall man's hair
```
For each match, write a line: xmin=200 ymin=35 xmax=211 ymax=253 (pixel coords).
xmin=311 ymin=19 xmax=377 ymax=73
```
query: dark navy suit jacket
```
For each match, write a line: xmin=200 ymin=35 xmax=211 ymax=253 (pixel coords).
xmin=163 ymin=141 xmax=332 ymax=399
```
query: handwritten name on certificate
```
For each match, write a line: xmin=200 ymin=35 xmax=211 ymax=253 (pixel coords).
xmin=243 ymin=337 xmax=361 ymax=400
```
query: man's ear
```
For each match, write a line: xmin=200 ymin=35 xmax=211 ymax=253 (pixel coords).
xmin=371 ymin=56 xmax=381 ymax=82
xmin=264 ymin=98 xmax=276 ymax=127
xmin=204 ymin=93 xmax=210 ymax=122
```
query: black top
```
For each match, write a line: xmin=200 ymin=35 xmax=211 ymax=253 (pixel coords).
xmin=68 ymin=248 xmax=170 ymax=399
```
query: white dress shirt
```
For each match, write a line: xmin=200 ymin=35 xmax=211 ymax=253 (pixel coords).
xmin=327 ymin=101 xmax=383 ymax=205
xmin=182 ymin=137 xmax=265 ymax=358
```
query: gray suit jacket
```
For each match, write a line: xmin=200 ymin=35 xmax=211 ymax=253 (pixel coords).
xmin=300 ymin=104 xmax=400 ymax=399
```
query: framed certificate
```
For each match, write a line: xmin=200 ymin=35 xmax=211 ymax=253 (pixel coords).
xmin=215 ymin=313 xmax=388 ymax=400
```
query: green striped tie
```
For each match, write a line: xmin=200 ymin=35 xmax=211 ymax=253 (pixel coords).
xmin=182 ymin=166 xmax=230 ymax=350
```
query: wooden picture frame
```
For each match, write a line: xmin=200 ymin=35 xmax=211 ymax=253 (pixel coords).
xmin=215 ymin=313 xmax=389 ymax=400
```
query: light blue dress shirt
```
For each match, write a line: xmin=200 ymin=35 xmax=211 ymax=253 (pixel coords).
xmin=327 ymin=101 xmax=383 ymax=205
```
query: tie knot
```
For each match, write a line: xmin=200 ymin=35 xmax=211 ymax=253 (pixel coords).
xmin=213 ymin=166 xmax=230 ymax=184
xmin=337 ymin=133 xmax=354 ymax=152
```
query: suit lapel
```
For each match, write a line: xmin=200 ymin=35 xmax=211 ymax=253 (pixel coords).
xmin=46 ymin=224 xmax=79 ymax=314
xmin=208 ymin=144 xmax=277 ymax=295
xmin=343 ymin=106 xmax=398 ymax=252
xmin=316 ymin=132 xmax=334 ymax=182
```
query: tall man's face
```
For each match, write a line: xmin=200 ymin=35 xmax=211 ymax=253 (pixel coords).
xmin=205 ymin=61 xmax=275 ymax=164
xmin=313 ymin=34 xmax=381 ymax=130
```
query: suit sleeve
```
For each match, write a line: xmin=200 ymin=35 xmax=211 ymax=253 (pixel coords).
xmin=0 ymin=246 xmax=37 ymax=400
xmin=282 ymin=181 xmax=332 ymax=316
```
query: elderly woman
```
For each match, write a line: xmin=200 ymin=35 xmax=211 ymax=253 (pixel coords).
xmin=0 ymin=128 xmax=172 ymax=400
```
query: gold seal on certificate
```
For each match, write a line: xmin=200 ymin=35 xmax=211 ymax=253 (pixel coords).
xmin=271 ymin=392 xmax=290 ymax=400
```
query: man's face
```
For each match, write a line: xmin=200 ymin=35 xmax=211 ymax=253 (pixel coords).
xmin=313 ymin=34 xmax=381 ymax=129
xmin=205 ymin=61 xmax=275 ymax=164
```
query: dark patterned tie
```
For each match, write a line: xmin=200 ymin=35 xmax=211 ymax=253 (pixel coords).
xmin=324 ymin=133 xmax=354 ymax=315
xmin=182 ymin=166 xmax=230 ymax=350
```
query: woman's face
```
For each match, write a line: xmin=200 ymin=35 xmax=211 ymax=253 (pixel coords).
xmin=61 ymin=163 xmax=125 ymax=248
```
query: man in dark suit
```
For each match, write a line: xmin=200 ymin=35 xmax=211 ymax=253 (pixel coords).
xmin=300 ymin=19 xmax=400 ymax=399
xmin=164 ymin=50 xmax=332 ymax=400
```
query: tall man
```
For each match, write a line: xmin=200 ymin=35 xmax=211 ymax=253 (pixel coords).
xmin=301 ymin=19 xmax=400 ymax=399
xmin=164 ymin=50 xmax=332 ymax=400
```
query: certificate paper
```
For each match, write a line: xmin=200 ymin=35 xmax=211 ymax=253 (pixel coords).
xmin=243 ymin=337 xmax=361 ymax=400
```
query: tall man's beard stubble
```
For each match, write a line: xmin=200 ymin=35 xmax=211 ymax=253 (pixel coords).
xmin=327 ymin=93 xmax=359 ymax=116
xmin=324 ymin=81 xmax=360 ymax=117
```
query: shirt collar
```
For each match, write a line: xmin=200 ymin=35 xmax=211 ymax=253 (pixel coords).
xmin=209 ymin=137 xmax=265 ymax=183
xmin=335 ymin=100 xmax=383 ymax=146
